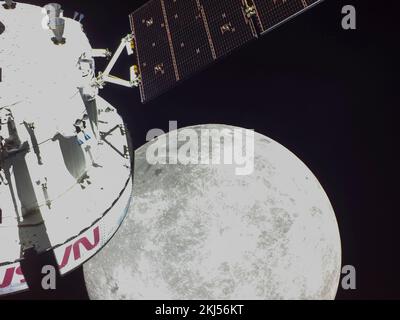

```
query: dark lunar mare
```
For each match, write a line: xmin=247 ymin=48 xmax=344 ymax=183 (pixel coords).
xmin=0 ymin=21 xmax=5 ymax=35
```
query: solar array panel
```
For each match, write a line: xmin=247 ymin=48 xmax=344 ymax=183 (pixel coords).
xmin=201 ymin=0 xmax=258 ymax=59
xmin=163 ymin=0 xmax=214 ymax=80
xmin=129 ymin=0 xmax=323 ymax=103
xmin=129 ymin=0 xmax=177 ymax=102
xmin=130 ymin=0 xmax=257 ymax=103
xmin=252 ymin=0 xmax=306 ymax=32
xmin=252 ymin=0 xmax=323 ymax=34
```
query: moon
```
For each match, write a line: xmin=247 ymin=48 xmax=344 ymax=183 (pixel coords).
xmin=83 ymin=125 xmax=341 ymax=300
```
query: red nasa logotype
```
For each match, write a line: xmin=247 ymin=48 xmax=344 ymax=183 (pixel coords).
xmin=0 ymin=226 xmax=100 ymax=293
xmin=0 ymin=263 xmax=26 ymax=292
xmin=57 ymin=226 xmax=101 ymax=271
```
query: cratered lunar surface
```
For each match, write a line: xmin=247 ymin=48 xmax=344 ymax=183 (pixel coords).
xmin=84 ymin=125 xmax=341 ymax=300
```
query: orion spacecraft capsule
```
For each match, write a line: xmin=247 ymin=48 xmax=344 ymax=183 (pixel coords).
xmin=0 ymin=1 xmax=135 ymax=295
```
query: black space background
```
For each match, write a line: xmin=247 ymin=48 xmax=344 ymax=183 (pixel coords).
xmin=1 ymin=0 xmax=399 ymax=300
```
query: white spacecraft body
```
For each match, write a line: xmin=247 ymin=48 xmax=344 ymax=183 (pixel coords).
xmin=0 ymin=2 xmax=134 ymax=295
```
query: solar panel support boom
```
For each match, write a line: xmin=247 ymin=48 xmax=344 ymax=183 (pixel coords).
xmin=94 ymin=34 xmax=141 ymax=89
